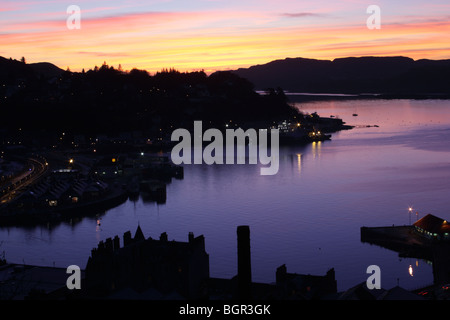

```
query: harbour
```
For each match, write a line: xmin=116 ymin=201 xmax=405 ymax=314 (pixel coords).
xmin=1 ymin=99 xmax=450 ymax=295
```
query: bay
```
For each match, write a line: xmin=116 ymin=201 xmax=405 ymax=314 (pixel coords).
xmin=2 ymin=98 xmax=450 ymax=292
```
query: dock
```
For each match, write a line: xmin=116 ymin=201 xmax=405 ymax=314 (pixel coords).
xmin=361 ymin=224 xmax=450 ymax=286
xmin=361 ymin=225 xmax=433 ymax=260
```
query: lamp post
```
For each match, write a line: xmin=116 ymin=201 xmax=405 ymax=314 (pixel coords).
xmin=408 ymin=207 xmax=413 ymax=225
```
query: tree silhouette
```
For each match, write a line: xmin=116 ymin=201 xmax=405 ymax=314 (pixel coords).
xmin=0 ymin=59 xmax=303 ymax=134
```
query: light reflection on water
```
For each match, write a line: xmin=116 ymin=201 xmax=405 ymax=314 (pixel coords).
xmin=1 ymin=99 xmax=450 ymax=292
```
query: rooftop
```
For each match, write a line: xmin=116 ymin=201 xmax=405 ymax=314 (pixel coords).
xmin=413 ymin=214 xmax=450 ymax=234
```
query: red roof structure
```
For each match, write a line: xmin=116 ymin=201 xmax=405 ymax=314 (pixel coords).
xmin=413 ymin=214 xmax=450 ymax=239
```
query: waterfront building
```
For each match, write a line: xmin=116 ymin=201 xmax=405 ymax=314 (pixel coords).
xmin=413 ymin=214 xmax=450 ymax=241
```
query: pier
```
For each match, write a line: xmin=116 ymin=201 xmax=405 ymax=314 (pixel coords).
xmin=360 ymin=225 xmax=432 ymax=260
xmin=361 ymin=214 xmax=450 ymax=288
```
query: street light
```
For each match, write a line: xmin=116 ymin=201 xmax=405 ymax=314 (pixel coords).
xmin=408 ymin=207 xmax=413 ymax=225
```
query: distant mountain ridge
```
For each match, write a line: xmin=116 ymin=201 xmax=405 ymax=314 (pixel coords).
xmin=2 ymin=55 xmax=450 ymax=95
xmin=232 ymin=56 xmax=450 ymax=95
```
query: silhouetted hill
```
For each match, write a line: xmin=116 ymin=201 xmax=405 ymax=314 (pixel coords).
xmin=0 ymin=57 xmax=63 ymax=81
xmin=28 ymin=62 xmax=64 ymax=79
xmin=0 ymin=58 xmax=298 ymax=135
xmin=232 ymin=56 xmax=450 ymax=95
xmin=0 ymin=57 xmax=35 ymax=81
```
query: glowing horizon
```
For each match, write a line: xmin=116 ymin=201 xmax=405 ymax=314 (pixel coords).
xmin=1 ymin=0 xmax=450 ymax=74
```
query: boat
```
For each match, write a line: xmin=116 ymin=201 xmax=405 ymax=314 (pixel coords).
xmin=308 ymin=131 xmax=331 ymax=142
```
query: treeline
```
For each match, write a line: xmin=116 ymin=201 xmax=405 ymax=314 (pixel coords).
xmin=0 ymin=60 xmax=299 ymax=135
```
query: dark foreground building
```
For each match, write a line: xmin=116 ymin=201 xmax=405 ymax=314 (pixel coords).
xmin=84 ymin=225 xmax=338 ymax=300
xmin=85 ymin=226 xmax=209 ymax=299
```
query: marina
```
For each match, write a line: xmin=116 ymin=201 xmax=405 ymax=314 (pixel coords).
xmin=0 ymin=153 xmax=183 ymax=225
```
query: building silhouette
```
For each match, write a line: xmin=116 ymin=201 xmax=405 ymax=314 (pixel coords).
xmin=413 ymin=214 xmax=450 ymax=241
xmin=84 ymin=225 xmax=338 ymax=300
xmin=85 ymin=226 xmax=209 ymax=299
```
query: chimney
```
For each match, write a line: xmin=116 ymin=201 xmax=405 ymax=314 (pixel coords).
xmin=91 ymin=248 xmax=98 ymax=258
xmin=124 ymin=231 xmax=132 ymax=246
xmin=98 ymin=240 xmax=105 ymax=253
xmin=105 ymin=238 xmax=113 ymax=252
xmin=276 ymin=264 xmax=287 ymax=283
xmin=188 ymin=232 xmax=194 ymax=243
xmin=237 ymin=225 xmax=252 ymax=299
xmin=113 ymin=235 xmax=120 ymax=251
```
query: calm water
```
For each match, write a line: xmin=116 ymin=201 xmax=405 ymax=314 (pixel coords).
xmin=2 ymin=99 xmax=450 ymax=292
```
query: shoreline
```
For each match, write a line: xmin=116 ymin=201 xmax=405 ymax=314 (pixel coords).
xmin=285 ymin=92 xmax=450 ymax=102
xmin=0 ymin=184 xmax=129 ymax=226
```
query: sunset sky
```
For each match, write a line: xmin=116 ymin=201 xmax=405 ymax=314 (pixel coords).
xmin=1 ymin=0 xmax=450 ymax=74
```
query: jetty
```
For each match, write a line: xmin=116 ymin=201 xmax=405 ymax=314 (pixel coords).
xmin=361 ymin=214 xmax=450 ymax=287
xmin=361 ymin=225 xmax=432 ymax=260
